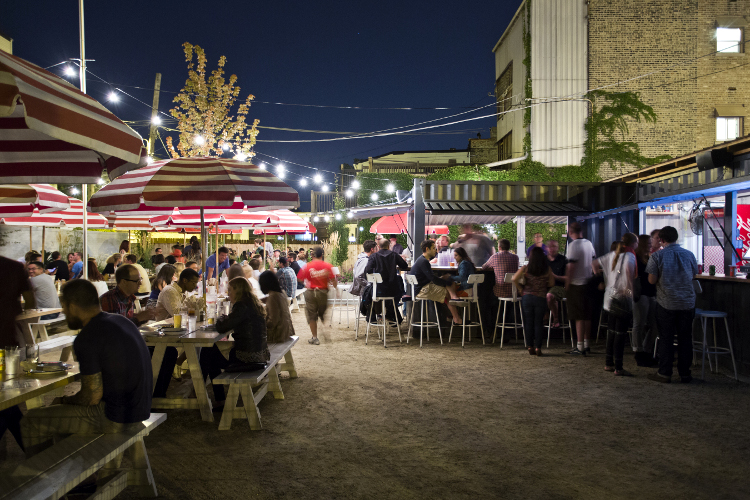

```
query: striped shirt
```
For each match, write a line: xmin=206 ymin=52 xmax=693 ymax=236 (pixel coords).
xmin=644 ymin=243 xmax=698 ymax=310
xmin=482 ymin=251 xmax=519 ymax=298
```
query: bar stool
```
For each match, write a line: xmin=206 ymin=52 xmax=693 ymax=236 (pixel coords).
xmin=695 ymin=310 xmax=738 ymax=381
xmin=329 ymin=285 xmax=357 ymax=328
xmin=492 ymin=273 xmax=524 ymax=347
xmin=546 ymin=297 xmax=573 ymax=347
xmin=365 ymin=274 xmax=401 ymax=347
xmin=404 ymin=274 xmax=443 ymax=348
xmin=448 ymin=274 xmax=485 ymax=347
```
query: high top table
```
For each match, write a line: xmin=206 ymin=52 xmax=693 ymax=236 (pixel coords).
xmin=141 ymin=319 xmax=231 ymax=422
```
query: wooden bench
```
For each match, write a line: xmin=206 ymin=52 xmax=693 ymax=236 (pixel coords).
xmin=0 ymin=413 xmax=166 ymax=500
xmin=213 ymin=336 xmax=299 ymax=431
xmin=36 ymin=335 xmax=76 ymax=363
xmin=28 ymin=314 xmax=67 ymax=343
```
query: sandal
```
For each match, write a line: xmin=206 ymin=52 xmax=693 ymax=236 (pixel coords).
xmin=528 ymin=347 xmax=536 ymax=356
xmin=552 ymin=322 xmax=560 ymax=328
xmin=604 ymin=365 xmax=615 ymax=372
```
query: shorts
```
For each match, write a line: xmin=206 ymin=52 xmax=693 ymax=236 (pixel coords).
xmin=416 ymin=283 xmax=448 ymax=303
xmin=304 ymin=288 xmax=329 ymax=323
xmin=548 ymin=286 xmax=566 ymax=301
xmin=566 ymin=284 xmax=591 ymax=321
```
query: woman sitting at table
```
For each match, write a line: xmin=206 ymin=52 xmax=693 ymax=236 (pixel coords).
xmin=200 ymin=277 xmax=270 ymax=406
xmin=102 ymin=253 xmax=121 ymax=275
xmin=448 ymin=247 xmax=475 ymax=299
xmin=259 ymin=270 xmax=295 ymax=343
xmin=146 ymin=264 xmax=176 ymax=309
xmin=87 ymin=260 xmax=109 ymax=296
xmin=243 ymin=261 xmax=262 ymax=293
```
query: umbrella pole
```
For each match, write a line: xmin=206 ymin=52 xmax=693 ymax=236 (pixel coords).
xmin=284 ymin=231 xmax=287 ymax=253
xmin=42 ymin=226 xmax=45 ymax=262
xmin=215 ymin=223 xmax=219 ymax=281
xmin=29 ymin=227 xmax=32 ymax=252
xmin=200 ymin=208 xmax=206 ymax=296
xmin=82 ymin=184 xmax=88 ymax=280
xmin=263 ymin=230 xmax=267 ymax=271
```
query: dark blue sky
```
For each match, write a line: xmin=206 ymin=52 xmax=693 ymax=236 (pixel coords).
xmin=2 ymin=1 xmax=519 ymax=208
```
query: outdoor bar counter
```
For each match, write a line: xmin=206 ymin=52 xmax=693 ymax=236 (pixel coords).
xmin=694 ymin=274 xmax=750 ymax=376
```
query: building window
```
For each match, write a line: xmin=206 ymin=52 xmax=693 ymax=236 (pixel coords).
xmin=716 ymin=116 xmax=742 ymax=141
xmin=717 ymin=27 xmax=742 ymax=53
xmin=498 ymin=131 xmax=512 ymax=161
xmin=495 ymin=62 xmax=513 ymax=116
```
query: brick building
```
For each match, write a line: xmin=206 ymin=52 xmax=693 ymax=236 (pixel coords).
xmin=493 ymin=0 xmax=750 ymax=179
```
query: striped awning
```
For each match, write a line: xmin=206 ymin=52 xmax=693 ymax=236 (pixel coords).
xmin=104 ymin=212 xmax=154 ymax=231
xmin=149 ymin=208 xmax=279 ymax=230
xmin=0 ymin=50 xmax=145 ymax=183
xmin=0 ymin=183 xmax=70 ymax=216
xmin=88 ymin=157 xmax=300 ymax=215
xmin=252 ymin=209 xmax=309 ymax=234
xmin=0 ymin=197 xmax=108 ymax=228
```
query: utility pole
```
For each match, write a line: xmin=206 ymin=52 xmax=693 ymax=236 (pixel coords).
xmin=148 ymin=73 xmax=162 ymax=156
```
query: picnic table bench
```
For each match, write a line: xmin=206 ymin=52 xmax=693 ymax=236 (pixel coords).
xmin=213 ymin=336 xmax=299 ymax=431
xmin=0 ymin=413 xmax=166 ymax=500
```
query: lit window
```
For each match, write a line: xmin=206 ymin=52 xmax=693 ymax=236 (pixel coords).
xmin=716 ymin=117 xmax=741 ymax=141
xmin=717 ymin=28 xmax=742 ymax=53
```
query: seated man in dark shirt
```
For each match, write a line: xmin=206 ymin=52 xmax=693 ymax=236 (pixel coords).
xmin=365 ymin=238 xmax=409 ymax=321
xmin=408 ymin=239 xmax=463 ymax=325
xmin=21 ymin=280 xmax=153 ymax=456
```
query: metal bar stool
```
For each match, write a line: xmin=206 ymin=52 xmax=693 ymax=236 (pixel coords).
xmin=695 ymin=309 xmax=738 ymax=381
xmin=365 ymin=274 xmax=401 ymax=347
xmin=546 ymin=297 xmax=573 ymax=347
xmin=448 ymin=274 xmax=485 ymax=347
xmin=404 ymin=274 xmax=443 ymax=348
xmin=330 ymin=285 xmax=357 ymax=328
xmin=492 ymin=273 xmax=524 ymax=347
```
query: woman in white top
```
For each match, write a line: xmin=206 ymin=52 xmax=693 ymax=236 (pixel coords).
xmin=594 ymin=233 xmax=638 ymax=376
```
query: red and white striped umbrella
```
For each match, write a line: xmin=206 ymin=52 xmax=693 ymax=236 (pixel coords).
xmin=149 ymin=208 xmax=279 ymax=230
xmin=252 ymin=210 xmax=313 ymax=234
xmin=103 ymin=212 xmax=154 ymax=231
xmin=88 ymin=157 xmax=300 ymax=215
xmin=153 ymin=226 xmax=242 ymax=235
xmin=370 ymin=213 xmax=448 ymax=235
xmin=0 ymin=183 xmax=70 ymax=217
xmin=0 ymin=50 xmax=145 ymax=183
xmin=0 ymin=197 xmax=108 ymax=228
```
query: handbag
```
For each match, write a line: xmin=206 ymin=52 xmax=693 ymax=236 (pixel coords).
xmin=608 ymin=254 xmax=634 ymax=317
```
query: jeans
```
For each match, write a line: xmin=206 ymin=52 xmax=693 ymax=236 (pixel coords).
xmin=606 ymin=312 xmax=630 ymax=370
xmin=148 ymin=346 xmax=178 ymax=399
xmin=655 ymin=305 xmax=695 ymax=378
xmin=521 ymin=294 xmax=546 ymax=349
xmin=199 ymin=345 xmax=240 ymax=402
xmin=632 ymin=296 xmax=657 ymax=353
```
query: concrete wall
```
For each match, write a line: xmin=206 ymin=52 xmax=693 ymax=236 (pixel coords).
xmin=0 ymin=227 xmax=128 ymax=265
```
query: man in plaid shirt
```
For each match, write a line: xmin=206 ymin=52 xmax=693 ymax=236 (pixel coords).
xmin=482 ymin=239 xmax=519 ymax=298
xmin=276 ymin=256 xmax=297 ymax=298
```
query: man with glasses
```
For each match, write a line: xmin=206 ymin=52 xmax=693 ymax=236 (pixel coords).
xmin=153 ymin=269 xmax=201 ymax=321
xmin=99 ymin=265 xmax=154 ymax=325
xmin=27 ymin=261 xmax=61 ymax=320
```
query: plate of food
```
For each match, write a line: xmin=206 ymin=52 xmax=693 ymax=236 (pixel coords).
xmin=160 ymin=327 xmax=187 ymax=336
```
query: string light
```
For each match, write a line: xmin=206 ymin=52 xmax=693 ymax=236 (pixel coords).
xmin=96 ymin=178 xmax=105 ymax=185
xmin=222 ymin=143 xmax=230 ymax=151
xmin=151 ymin=116 xmax=161 ymax=125
xmin=259 ymin=163 xmax=266 ymax=170
xmin=323 ymin=215 xmax=330 ymax=222
xmin=345 ymin=189 xmax=354 ymax=197
xmin=352 ymin=180 xmax=361 ymax=189
xmin=371 ymin=193 xmax=379 ymax=201
xmin=194 ymin=135 xmax=205 ymax=145
xmin=347 ymin=212 xmax=354 ymax=218
xmin=299 ymin=179 xmax=308 ymax=187
xmin=277 ymin=170 xmax=285 ymax=179
xmin=335 ymin=213 xmax=341 ymax=220
xmin=235 ymin=152 xmax=247 ymax=161
xmin=359 ymin=226 xmax=364 ymax=231
xmin=107 ymin=92 xmax=119 ymax=102
xmin=321 ymin=185 xmax=329 ymax=192
xmin=70 ymin=187 xmax=80 ymax=195
xmin=146 ymin=156 xmax=154 ymax=165
xmin=313 ymin=173 xmax=322 ymax=184
xmin=313 ymin=216 xmax=319 ymax=222
xmin=386 ymin=184 xmax=395 ymax=193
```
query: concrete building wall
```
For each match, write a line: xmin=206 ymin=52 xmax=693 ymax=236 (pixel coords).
xmin=530 ymin=0 xmax=588 ymax=167
xmin=493 ymin=2 xmax=527 ymax=163
xmin=353 ymin=150 xmax=471 ymax=171
xmin=0 ymin=227 xmax=128 ymax=265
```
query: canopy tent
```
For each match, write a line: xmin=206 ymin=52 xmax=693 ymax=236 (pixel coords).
xmin=0 ymin=184 xmax=70 ymax=217
xmin=369 ymin=213 xmax=448 ymax=235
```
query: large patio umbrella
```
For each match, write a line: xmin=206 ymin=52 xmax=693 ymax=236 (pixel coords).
xmin=89 ymin=157 xmax=299 ymax=291
xmin=0 ymin=184 xmax=70 ymax=217
xmin=370 ymin=213 xmax=448 ymax=235
xmin=252 ymin=210 xmax=315 ymax=251
xmin=1 ymin=197 xmax=109 ymax=257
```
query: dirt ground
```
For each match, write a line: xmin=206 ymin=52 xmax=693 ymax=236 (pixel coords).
xmin=2 ymin=310 xmax=750 ymax=500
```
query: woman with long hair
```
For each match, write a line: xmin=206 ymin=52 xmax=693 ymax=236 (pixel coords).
xmin=596 ymin=233 xmax=638 ymax=376
xmin=147 ymin=264 xmax=177 ymax=309
xmin=200 ymin=277 xmax=269 ymax=406
xmin=449 ymin=247 xmax=475 ymax=298
xmin=67 ymin=253 xmax=75 ymax=274
xmin=102 ymin=253 xmax=122 ymax=275
xmin=513 ymin=246 xmax=555 ymax=356
xmin=118 ymin=240 xmax=130 ymax=256
xmin=632 ymin=234 xmax=658 ymax=366
xmin=259 ymin=270 xmax=295 ymax=343
xmin=86 ymin=260 xmax=108 ymax=296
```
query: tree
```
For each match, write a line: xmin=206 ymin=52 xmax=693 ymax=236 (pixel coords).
xmin=327 ymin=195 xmax=349 ymax=266
xmin=166 ymin=43 xmax=259 ymax=159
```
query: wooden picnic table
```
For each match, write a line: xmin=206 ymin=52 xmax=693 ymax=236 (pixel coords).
xmin=0 ymin=362 xmax=80 ymax=412
xmin=140 ymin=319 xmax=231 ymax=423
xmin=16 ymin=308 xmax=64 ymax=350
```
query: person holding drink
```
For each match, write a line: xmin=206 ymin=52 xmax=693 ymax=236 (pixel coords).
xmin=153 ymin=269 xmax=201 ymax=322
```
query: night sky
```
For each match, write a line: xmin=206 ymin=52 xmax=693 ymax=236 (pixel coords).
xmin=2 ymin=1 xmax=520 ymax=208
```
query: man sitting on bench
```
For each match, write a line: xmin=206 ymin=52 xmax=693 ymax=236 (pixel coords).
xmin=21 ymin=280 xmax=154 ymax=457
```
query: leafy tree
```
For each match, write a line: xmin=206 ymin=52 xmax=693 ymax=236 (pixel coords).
xmin=327 ymin=195 xmax=349 ymax=266
xmin=166 ymin=43 xmax=259 ymax=159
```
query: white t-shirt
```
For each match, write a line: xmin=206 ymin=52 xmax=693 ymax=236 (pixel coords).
xmin=598 ymin=251 xmax=635 ymax=312
xmin=566 ymin=238 xmax=596 ymax=285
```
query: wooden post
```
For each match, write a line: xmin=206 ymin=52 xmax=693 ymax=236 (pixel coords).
xmin=263 ymin=230 xmax=267 ymax=271
xmin=41 ymin=226 xmax=45 ymax=261
xmin=214 ymin=223 xmax=219 ymax=280
xmin=29 ymin=227 xmax=32 ymax=251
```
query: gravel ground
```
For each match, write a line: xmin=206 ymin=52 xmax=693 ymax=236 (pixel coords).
xmin=2 ymin=311 xmax=749 ymax=500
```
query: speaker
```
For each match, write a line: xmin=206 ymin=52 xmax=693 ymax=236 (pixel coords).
xmin=697 ymin=149 xmax=734 ymax=171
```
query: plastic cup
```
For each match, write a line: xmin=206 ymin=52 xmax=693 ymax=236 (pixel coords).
xmin=4 ymin=349 xmax=19 ymax=376
xmin=449 ymin=262 xmax=455 ymax=267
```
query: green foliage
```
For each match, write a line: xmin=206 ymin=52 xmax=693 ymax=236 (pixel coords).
xmin=582 ymin=90 xmax=671 ymax=173
xmin=355 ymin=172 xmax=414 ymax=207
xmin=328 ymin=195 xmax=349 ymax=266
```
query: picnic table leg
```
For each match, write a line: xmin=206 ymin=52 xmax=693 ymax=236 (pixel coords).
xmin=60 ymin=345 xmax=73 ymax=362
xmin=280 ymin=350 xmax=298 ymax=378
xmin=150 ymin=344 xmax=167 ymax=394
xmin=126 ymin=438 xmax=158 ymax=497
xmin=218 ymin=384 xmax=240 ymax=431
xmin=239 ymin=385 xmax=262 ymax=430
xmin=183 ymin=346 xmax=214 ymax=422
xmin=268 ymin=366 xmax=284 ymax=399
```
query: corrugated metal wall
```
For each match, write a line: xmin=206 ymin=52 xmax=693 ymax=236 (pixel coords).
xmin=531 ymin=0 xmax=588 ymax=167
xmin=581 ymin=210 xmax=638 ymax=257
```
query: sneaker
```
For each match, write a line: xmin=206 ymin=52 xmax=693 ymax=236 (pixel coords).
xmin=308 ymin=337 xmax=320 ymax=345
xmin=569 ymin=348 xmax=587 ymax=356
xmin=614 ymin=369 xmax=633 ymax=377
xmin=585 ymin=347 xmax=591 ymax=354
xmin=647 ymin=372 xmax=671 ymax=383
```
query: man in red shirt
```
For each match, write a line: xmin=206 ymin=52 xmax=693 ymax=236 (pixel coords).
xmin=296 ymin=247 xmax=337 ymax=345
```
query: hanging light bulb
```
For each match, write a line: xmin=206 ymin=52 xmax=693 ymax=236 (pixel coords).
xmin=277 ymin=164 xmax=285 ymax=173
xmin=321 ymin=184 xmax=329 ymax=192
xmin=335 ymin=213 xmax=341 ymax=220
xmin=299 ymin=179 xmax=308 ymax=187
xmin=347 ymin=211 xmax=354 ymax=219
xmin=70 ymin=187 xmax=80 ymax=195
xmin=63 ymin=66 xmax=76 ymax=77
xmin=108 ymin=91 xmax=119 ymax=102
xmin=222 ymin=142 xmax=230 ymax=151
xmin=194 ymin=135 xmax=205 ymax=145
xmin=352 ymin=180 xmax=361 ymax=189
xmin=313 ymin=216 xmax=319 ymax=222
xmin=235 ymin=152 xmax=247 ymax=161
xmin=386 ymin=184 xmax=395 ymax=193
xmin=277 ymin=171 xmax=285 ymax=179
xmin=323 ymin=215 xmax=330 ymax=222
xmin=259 ymin=163 xmax=266 ymax=170
xmin=345 ymin=189 xmax=354 ymax=198
xmin=96 ymin=178 xmax=105 ymax=185
xmin=146 ymin=156 xmax=154 ymax=165
xmin=359 ymin=226 xmax=364 ymax=231
xmin=314 ymin=173 xmax=322 ymax=184
xmin=371 ymin=193 xmax=379 ymax=201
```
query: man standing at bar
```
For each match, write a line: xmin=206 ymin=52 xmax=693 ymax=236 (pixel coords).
xmin=646 ymin=226 xmax=698 ymax=383
xmin=526 ymin=233 xmax=549 ymax=257
xmin=565 ymin=222 xmax=596 ymax=356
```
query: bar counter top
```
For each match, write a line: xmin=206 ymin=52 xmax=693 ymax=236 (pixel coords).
xmin=695 ymin=274 xmax=750 ymax=284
